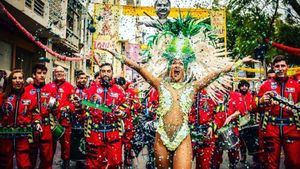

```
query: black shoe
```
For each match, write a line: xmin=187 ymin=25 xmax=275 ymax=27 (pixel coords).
xmin=62 ymin=160 xmax=70 ymax=169
xmin=75 ymin=161 xmax=86 ymax=169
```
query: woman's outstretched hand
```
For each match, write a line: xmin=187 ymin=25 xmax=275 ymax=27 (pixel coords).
xmin=101 ymin=48 xmax=117 ymax=56
xmin=242 ymin=56 xmax=259 ymax=63
xmin=100 ymin=48 xmax=125 ymax=62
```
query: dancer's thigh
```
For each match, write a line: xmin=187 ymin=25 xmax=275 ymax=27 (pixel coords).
xmin=154 ymin=133 xmax=170 ymax=169
xmin=173 ymin=135 xmax=192 ymax=169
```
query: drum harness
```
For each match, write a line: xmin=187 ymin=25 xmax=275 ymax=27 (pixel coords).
xmin=83 ymin=87 xmax=125 ymax=141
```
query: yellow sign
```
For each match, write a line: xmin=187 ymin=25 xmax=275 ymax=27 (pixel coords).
xmin=123 ymin=5 xmax=226 ymax=40
xmin=210 ymin=10 xmax=226 ymax=38
xmin=92 ymin=4 xmax=121 ymax=65
xmin=123 ymin=6 xmax=210 ymax=19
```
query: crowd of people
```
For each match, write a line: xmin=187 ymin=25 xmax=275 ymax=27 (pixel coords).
xmin=0 ymin=54 xmax=299 ymax=169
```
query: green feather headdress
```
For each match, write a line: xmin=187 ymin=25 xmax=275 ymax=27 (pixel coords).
xmin=144 ymin=12 xmax=217 ymax=70
xmin=138 ymin=11 xmax=235 ymax=103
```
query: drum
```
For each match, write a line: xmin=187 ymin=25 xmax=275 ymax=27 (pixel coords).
xmin=239 ymin=113 xmax=251 ymax=127
xmin=52 ymin=123 xmax=65 ymax=141
xmin=191 ymin=125 xmax=209 ymax=146
xmin=217 ymin=125 xmax=239 ymax=150
xmin=239 ymin=124 xmax=260 ymax=155
xmin=70 ymin=127 xmax=86 ymax=160
xmin=49 ymin=113 xmax=65 ymax=141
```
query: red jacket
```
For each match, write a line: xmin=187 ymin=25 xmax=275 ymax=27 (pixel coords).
xmin=125 ymin=87 xmax=141 ymax=116
xmin=49 ymin=81 xmax=75 ymax=126
xmin=227 ymin=91 xmax=245 ymax=116
xmin=257 ymin=77 xmax=300 ymax=118
xmin=74 ymin=86 xmax=88 ymax=100
xmin=189 ymin=90 xmax=218 ymax=125
xmin=86 ymin=82 xmax=126 ymax=124
xmin=239 ymin=91 xmax=256 ymax=116
xmin=25 ymin=84 xmax=56 ymax=119
xmin=0 ymin=90 xmax=40 ymax=127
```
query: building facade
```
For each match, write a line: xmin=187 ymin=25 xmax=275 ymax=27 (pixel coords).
xmin=0 ymin=0 xmax=93 ymax=83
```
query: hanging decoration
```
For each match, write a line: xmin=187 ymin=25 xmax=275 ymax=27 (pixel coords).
xmin=0 ymin=2 xmax=86 ymax=62
xmin=265 ymin=38 xmax=300 ymax=57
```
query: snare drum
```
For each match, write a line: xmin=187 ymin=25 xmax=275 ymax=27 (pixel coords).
xmin=239 ymin=124 xmax=259 ymax=155
xmin=239 ymin=113 xmax=251 ymax=127
xmin=217 ymin=125 xmax=239 ymax=150
xmin=49 ymin=113 xmax=65 ymax=141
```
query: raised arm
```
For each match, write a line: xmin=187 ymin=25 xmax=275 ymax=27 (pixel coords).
xmin=102 ymin=48 xmax=160 ymax=89
xmin=192 ymin=56 xmax=257 ymax=90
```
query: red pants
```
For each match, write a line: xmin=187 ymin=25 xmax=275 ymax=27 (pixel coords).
xmin=86 ymin=130 xmax=122 ymax=169
xmin=212 ymin=141 xmax=240 ymax=169
xmin=31 ymin=125 xmax=53 ymax=169
xmin=194 ymin=140 xmax=215 ymax=169
xmin=262 ymin=124 xmax=300 ymax=169
xmin=53 ymin=125 xmax=71 ymax=160
xmin=0 ymin=138 xmax=32 ymax=169
xmin=122 ymin=117 xmax=134 ymax=151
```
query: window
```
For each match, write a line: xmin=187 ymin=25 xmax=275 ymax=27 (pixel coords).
xmin=34 ymin=0 xmax=45 ymax=16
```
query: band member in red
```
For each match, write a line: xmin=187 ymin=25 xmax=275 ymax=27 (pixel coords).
xmin=256 ymin=55 xmax=300 ymax=169
xmin=213 ymin=89 xmax=244 ymax=169
xmin=189 ymin=89 xmax=217 ymax=169
xmin=71 ymin=71 xmax=89 ymax=167
xmin=50 ymin=66 xmax=75 ymax=169
xmin=0 ymin=69 xmax=42 ymax=169
xmin=85 ymin=63 xmax=127 ymax=169
xmin=115 ymin=77 xmax=141 ymax=167
xmin=26 ymin=64 xmax=56 ymax=169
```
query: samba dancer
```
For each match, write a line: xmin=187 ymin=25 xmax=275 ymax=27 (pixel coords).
xmin=102 ymin=13 xmax=256 ymax=168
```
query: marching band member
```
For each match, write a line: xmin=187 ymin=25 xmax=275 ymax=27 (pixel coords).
xmin=189 ymin=89 xmax=218 ymax=169
xmin=0 ymin=69 xmax=42 ymax=169
xmin=256 ymin=55 xmax=300 ymax=169
xmin=27 ymin=64 xmax=56 ymax=169
xmin=50 ymin=66 xmax=75 ymax=169
xmin=85 ymin=63 xmax=127 ymax=169
xmin=115 ymin=77 xmax=142 ymax=167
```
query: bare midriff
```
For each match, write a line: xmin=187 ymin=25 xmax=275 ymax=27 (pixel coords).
xmin=162 ymin=85 xmax=185 ymax=139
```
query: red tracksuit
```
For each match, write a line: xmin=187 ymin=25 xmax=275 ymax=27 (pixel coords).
xmin=50 ymin=81 xmax=75 ymax=161
xmin=212 ymin=91 xmax=244 ymax=169
xmin=256 ymin=77 xmax=300 ymax=169
xmin=85 ymin=81 xmax=126 ymax=169
xmin=189 ymin=90 xmax=218 ymax=169
xmin=0 ymin=90 xmax=40 ymax=169
xmin=26 ymin=83 xmax=56 ymax=169
xmin=122 ymin=85 xmax=141 ymax=165
xmin=237 ymin=91 xmax=257 ymax=161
